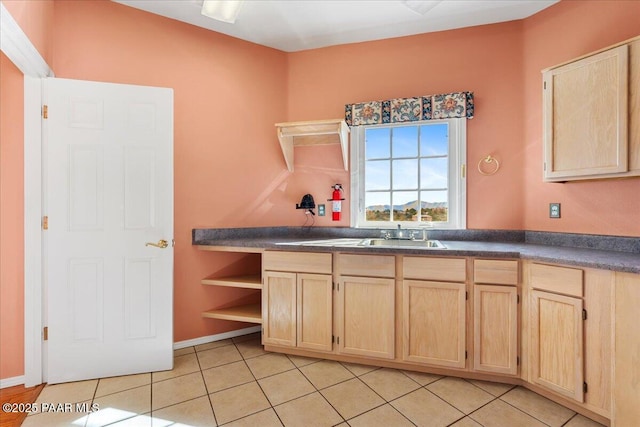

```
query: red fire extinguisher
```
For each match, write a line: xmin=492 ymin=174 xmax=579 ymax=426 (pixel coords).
xmin=329 ymin=184 xmax=345 ymax=221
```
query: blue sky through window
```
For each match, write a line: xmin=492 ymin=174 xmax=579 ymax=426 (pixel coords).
xmin=364 ymin=122 xmax=449 ymax=221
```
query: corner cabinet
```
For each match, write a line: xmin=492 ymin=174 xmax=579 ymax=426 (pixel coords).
xmin=542 ymin=36 xmax=640 ymax=182
xmin=275 ymin=119 xmax=349 ymax=172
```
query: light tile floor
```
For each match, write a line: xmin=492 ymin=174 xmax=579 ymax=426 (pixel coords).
xmin=23 ymin=333 xmax=605 ymax=427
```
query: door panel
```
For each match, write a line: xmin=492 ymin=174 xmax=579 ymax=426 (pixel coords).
xmin=297 ymin=274 xmax=332 ymax=352
xmin=403 ymin=280 xmax=466 ymax=368
xmin=530 ymin=290 xmax=584 ymax=402
xmin=263 ymin=271 xmax=297 ymax=347
xmin=473 ymin=284 xmax=518 ymax=375
xmin=339 ymin=276 xmax=395 ymax=359
xmin=45 ymin=78 xmax=173 ymax=384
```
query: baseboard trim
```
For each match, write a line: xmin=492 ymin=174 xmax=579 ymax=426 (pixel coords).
xmin=173 ymin=326 xmax=261 ymax=350
xmin=0 ymin=375 xmax=25 ymax=389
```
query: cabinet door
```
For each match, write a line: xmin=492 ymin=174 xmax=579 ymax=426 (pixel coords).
xmin=262 ymin=271 xmax=297 ymax=347
xmin=297 ymin=273 xmax=333 ymax=352
xmin=530 ymin=290 xmax=584 ymax=402
xmin=543 ymin=45 xmax=628 ymax=181
xmin=403 ymin=280 xmax=466 ymax=368
xmin=338 ymin=276 xmax=395 ymax=359
xmin=473 ymin=284 xmax=518 ymax=375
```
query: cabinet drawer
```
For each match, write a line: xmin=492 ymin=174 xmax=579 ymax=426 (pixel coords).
xmin=474 ymin=259 xmax=519 ymax=285
xmin=338 ymin=254 xmax=395 ymax=278
xmin=263 ymin=251 xmax=332 ymax=274
xmin=530 ymin=263 xmax=583 ymax=297
xmin=403 ymin=257 xmax=466 ymax=282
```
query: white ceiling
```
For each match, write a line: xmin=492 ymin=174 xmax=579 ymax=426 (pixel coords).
xmin=113 ymin=0 xmax=559 ymax=52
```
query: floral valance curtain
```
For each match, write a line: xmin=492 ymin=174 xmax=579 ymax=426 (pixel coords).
xmin=345 ymin=91 xmax=474 ymax=126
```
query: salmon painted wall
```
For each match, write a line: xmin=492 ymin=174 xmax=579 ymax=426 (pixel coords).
xmin=522 ymin=0 xmax=640 ymax=236
xmin=0 ymin=53 xmax=25 ymax=380
xmin=51 ymin=0 xmax=294 ymax=344
xmin=287 ymin=22 xmax=526 ymax=230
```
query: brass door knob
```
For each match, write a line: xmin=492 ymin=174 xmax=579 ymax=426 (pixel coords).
xmin=145 ymin=239 xmax=169 ymax=249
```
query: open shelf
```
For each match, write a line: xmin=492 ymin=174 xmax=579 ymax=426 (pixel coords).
xmin=201 ymin=274 xmax=262 ymax=289
xmin=275 ymin=119 xmax=349 ymax=172
xmin=202 ymin=303 xmax=262 ymax=324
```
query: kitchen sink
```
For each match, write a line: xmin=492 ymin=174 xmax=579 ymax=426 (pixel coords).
xmin=276 ymin=238 xmax=446 ymax=249
xmin=358 ymin=238 xmax=446 ymax=249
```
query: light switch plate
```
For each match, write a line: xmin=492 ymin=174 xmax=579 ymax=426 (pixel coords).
xmin=549 ymin=203 xmax=561 ymax=218
xmin=318 ymin=204 xmax=326 ymax=216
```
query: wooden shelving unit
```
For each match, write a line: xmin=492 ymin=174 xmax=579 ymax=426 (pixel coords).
xmin=202 ymin=303 xmax=262 ymax=324
xmin=275 ymin=119 xmax=349 ymax=172
xmin=198 ymin=249 xmax=263 ymax=325
xmin=201 ymin=274 xmax=262 ymax=290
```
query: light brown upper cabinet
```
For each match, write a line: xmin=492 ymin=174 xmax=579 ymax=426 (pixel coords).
xmin=542 ymin=36 xmax=640 ymax=182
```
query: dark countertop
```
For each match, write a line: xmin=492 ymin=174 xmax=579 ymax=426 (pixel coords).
xmin=193 ymin=227 xmax=640 ymax=274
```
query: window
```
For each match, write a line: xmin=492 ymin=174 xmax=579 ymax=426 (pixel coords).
xmin=350 ymin=118 xmax=466 ymax=229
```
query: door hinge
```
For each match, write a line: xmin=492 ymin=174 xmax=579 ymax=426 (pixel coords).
xmin=42 ymin=216 xmax=48 ymax=230
xmin=465 ymin=350 xmax=468 ymax=359
xmin=336 ymin=282 xmax=339 ymax=291
xmin=465 ymin=291 xmax=468 ymax=300
xmin=583 ymin=382 xmax=588 ymax=393
xmin=543 ymin=81 xmax=547 ymax=90
xmin=42 ymin=104 xmax=48 ymax=119
xmin=43 ymin=326 xmax=48 ymax=341
xmin=582 ymin=309 xmax=587 ymax=320
xmin=461 ymin=164 xmax=466 ymax=179
xmin=332 ymin=335 xmax=335 ymax=343
xmin=517 ymin=295 xmax=520 ymax=304
xmin=337 ymin=336 xmax=340 ymax=345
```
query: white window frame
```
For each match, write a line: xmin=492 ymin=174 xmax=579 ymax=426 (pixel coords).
xmin=350 ymin=118 xmax=466 ymax=229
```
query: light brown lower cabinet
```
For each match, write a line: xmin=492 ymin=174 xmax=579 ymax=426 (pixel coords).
xmin=613 ymin=272 xmax=640 ymax=427
xmin=337 ymin=275 xmax=395 ymax=359
xmin=473 ymin=284 xmax=518 ymax=375
xmin=262 ymin=271 xmax=333 ymax=351
xmin=403 ymin=280 xmax=466 ymax=368
xmin=259 ymin=252 xmax=634 ymax=426
xmin=530 ymin=289 xmax=585 ymax=402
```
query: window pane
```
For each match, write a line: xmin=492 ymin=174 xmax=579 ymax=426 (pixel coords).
xmin=392 ymin=159 xmax=418 ymax=190
xmin=365 ymin=192 xmax=390 ymax=221
xmin=366 ymin=128 xmax=390 ymax=159
xmin=420 ymin=123 xmax=448 ymax=156
xmin=420 ymin=158 xmax=448 ymax=189
xmin=421 ymin=190 xmax=448 ymax=222
xmin=392 ymin=126 xmax=418 ymax=158
xmin=393 ymin=191 xmax=418 ymax=222
xmin=366 ymin=160 xmax=390 ymax=190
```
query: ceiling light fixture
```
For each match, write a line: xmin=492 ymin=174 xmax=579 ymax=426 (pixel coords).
xmin=401 ymin=0 xmax=442 ymax=16
xmin=201 ymin=0 xmax=244 ymax=24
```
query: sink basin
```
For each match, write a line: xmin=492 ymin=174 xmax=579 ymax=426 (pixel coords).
xmin=276 ymin=238 xmax=364 ymax=247
xmin=276 ymin=238 xmax=446 ymax=249
xmin=359 ymin=239 xmax=446 ymax=249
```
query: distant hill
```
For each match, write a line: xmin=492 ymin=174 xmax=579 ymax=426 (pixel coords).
xmin=366 ymin=201 xmax=447 ymax=211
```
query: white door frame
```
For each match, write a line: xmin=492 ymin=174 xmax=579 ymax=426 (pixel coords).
xmin=0 ymin=2 xmax=53 ymax=387
xmin=24 ymin=76 xmax=44 ymax=387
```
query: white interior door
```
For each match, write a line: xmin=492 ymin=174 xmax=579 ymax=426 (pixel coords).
xmin=44 ymin=78 xmax=174 ymax=384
